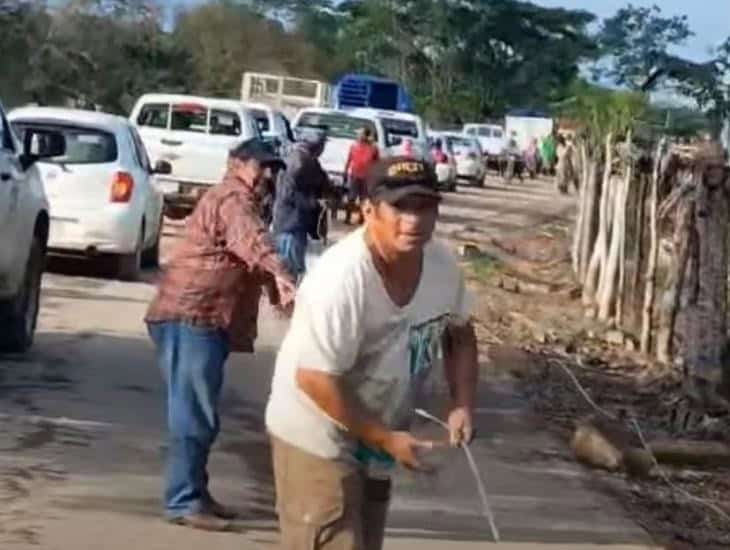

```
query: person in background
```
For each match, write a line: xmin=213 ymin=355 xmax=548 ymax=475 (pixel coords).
xmin=145 ymin=139 xmax=296 ymax=532
xmin=402 ymin=137 xmax=415 ymax=158
xmin=266 ymin=157 xmax=479 ymax=550
xmin=524 ymin=137 xmax=540 ymax=179
xmin=555 ymin=134 xmax=578 ymax=194
xmin=567 ymin=135 xmax=580 ymax=192
xmin=271 ymin=128 xmax=330 ymax=282
xmin=540 ymin=133 xmax=556 ymax=176
xmin=430 ymin=138 xmax=447 ymax=164
xmin=344 ymin=127 xmax=380 ymax=225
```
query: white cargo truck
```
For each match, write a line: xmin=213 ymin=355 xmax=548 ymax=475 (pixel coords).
xmin=241 ymin=72 xmax=330 ymax=121
xmin=505 ymin=113 xmax=554 ymax=153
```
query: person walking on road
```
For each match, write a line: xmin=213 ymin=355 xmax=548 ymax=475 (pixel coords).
xmin=344 ymin=127 xmax=379 ymax=225
xmin=145 ymin=139 xmax=296 ymax=532
xmin=555 ymin=134 xmax=577 ymax=194
xmin=524 ymin=137 xmax=540 ymax=178
xmin=265 ymin=156 xmax=479 ymax=549
xmin=272 ymin=128 xmax=330 ymax=282
xmin=539 ymin=133 xmax=556 ymax=176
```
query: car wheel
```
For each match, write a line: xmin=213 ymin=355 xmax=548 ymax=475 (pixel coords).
xmin=0 ymin=236 xmax=45 ymax=353
xmin=117 ymin=226 xmax=143 ymax=281
xmin=142 ymin=217 xmax=162 ymax=269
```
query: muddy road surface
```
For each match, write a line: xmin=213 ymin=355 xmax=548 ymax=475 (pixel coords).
xmin=0 ymin=178 xmax=655 ymax=549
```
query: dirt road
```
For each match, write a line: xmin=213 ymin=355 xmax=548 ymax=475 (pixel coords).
xmin=0 ymin=177 xmax=657 ymax=549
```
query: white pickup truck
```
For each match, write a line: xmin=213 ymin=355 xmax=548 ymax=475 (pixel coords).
xmin=130 ymin=94 xmax=260 ymax=219
xmin=0 ymin=99 xmax=65 ymax=352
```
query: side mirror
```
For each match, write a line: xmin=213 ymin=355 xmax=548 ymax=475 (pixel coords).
xmin=20 ymin=129 xmax=66 ymax=170
xmin=152 ymin=159 xmax=172 ymax=175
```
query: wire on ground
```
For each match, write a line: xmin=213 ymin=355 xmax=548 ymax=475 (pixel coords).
xmin=548 ymin=358 xmax=730 ymax=525
xmin=414 ymin=408 xmax=501 ymax=542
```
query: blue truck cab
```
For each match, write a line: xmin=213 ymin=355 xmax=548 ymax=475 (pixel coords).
xmin=332 ymin=73 xmax=414 ymax=113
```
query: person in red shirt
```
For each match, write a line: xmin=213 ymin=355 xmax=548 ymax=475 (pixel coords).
xmin=431 ymin=138 xmax=447 ymax=164
xmin=344 ymin=127 xmax=379 ymax=224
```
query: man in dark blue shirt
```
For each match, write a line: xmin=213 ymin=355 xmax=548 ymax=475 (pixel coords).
xmin=271 ymin=128 xmax=330 ymax=281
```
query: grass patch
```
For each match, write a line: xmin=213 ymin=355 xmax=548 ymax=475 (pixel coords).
xmin=464 ymin=253 xmax=502 ymax=283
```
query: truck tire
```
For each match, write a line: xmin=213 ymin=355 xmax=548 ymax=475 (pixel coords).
xmin=0 ymin=236 xmax=45 ymax=353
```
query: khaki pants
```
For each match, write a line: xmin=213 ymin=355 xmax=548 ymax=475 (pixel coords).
xmin=271 ymin=436 xmax=391 ymax=550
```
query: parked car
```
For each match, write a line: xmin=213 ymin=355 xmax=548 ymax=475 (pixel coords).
xmin=243 ymin=102 xmax=295 ymax=155
xmin=0 ymin=100 xmax=66 ymax=352
xmin=439 ymin=133 xmax=485 ymax=185
xmin=10 ymin=107 xmax=171 ymax=281
xmin=130 ymin=94 xmax=260 ymax=219
xmin=463 ymin=123 xmax=505 ymax=172
xmin=428 ymin=132 xmax=458 ymax=191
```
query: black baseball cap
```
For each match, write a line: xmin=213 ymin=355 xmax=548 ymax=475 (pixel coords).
xmin=366 ymin=156 xmax=441 ymax=203
xmin=229 ymin=138 xmax=285 ymax=170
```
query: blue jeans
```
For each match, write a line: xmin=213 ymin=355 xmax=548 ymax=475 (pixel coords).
xmin=275 ymin=232 xmax=308 ymax=280
xmin=147 ymin=321 xmax=229 ymax=518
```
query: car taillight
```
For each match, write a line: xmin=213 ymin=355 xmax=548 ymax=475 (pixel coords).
xmin=110 ymin=172 xmax=134 ymax=203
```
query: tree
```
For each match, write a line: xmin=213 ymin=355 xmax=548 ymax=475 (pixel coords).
xmin=326 ymin=0 xmax=596 ymax=123
xmin=593 ymin=4 xmax=730 ymax=143
xmin=0 ymin=0 xmax=50 ymax=106
xmin=596 ymin=4 xmax=693 ymax=91
xmin=0 ymin=0 xmax=192 ymax=113
xmin=174 ymin=1 xmax=324 ymax=99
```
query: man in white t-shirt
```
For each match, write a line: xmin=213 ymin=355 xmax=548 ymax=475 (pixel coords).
xmin=265 ymin=156 xmax=479 ymax=550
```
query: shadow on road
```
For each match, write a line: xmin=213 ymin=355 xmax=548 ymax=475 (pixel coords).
xmin=45 ymin=255 xmax=161 ymax=285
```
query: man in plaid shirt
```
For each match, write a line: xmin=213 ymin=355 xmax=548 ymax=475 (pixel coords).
xmin=146 ymin=139 xmax=296 ymax=531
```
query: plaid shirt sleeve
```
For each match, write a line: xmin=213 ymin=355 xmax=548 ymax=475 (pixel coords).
xmin=219 ymin=196 xmax=296 ymax=306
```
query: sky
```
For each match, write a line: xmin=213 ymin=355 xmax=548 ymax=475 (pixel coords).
xmin=533 ymin=0 xmax=729 ymax=62
xmin=165 ymin=1 xmax=729 ymax=63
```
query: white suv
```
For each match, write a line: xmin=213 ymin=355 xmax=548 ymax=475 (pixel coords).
xmin=0 ymin=100 xmax=65 ymax=352
xmin=130 ymin=94 xmax=260 ymax=219
xmin=463 ymin=123 xmax=505 ymax=158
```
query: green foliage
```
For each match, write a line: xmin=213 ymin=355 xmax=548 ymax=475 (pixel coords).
xmin=465 ymin=254 xmax=502 ymax=283
xmin=641 ymin=105 xmax=712 ymax=139
xmin=326 ymin=0 xmax=597 ymax=123
xmin=0 ymin=0 xmax=727 ymax=134
xmin=596 ymin=4 xmax=693 ymax=90
xmin=558 ymin=80 xmax=647 ymax=150
xmin=0 ymin=0 xmax=192 ymax=112
xmin=173 ymin=2 xmax=309 ymax=98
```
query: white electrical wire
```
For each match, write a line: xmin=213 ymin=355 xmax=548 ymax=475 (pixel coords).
xmin=414 ymin=408 xmax=501 ymax=542
xmin=549 ymin=358 xmax=730 ymax=525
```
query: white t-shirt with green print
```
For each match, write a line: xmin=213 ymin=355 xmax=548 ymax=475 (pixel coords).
xmin=265 ymin=227 xmax=473 ymax=468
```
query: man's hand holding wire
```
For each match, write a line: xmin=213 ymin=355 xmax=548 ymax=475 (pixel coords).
xmin=447 ymin=406 xmax=475 ymax=447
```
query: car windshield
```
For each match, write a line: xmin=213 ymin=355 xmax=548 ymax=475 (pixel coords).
xmin=446 ymin=136 xmax=471 ymax=148
xmin=297 ymin=112 xmax=377 ymax=141
xmin=171 ymin=103 xmax=208 ymax=133
xmin=381 ymin=118 xmax=419 ymax=146
xmin=448 ymin=136 xmax=480 ymax=152
xmin=12 ymin=122 xmax=118 ymax=164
